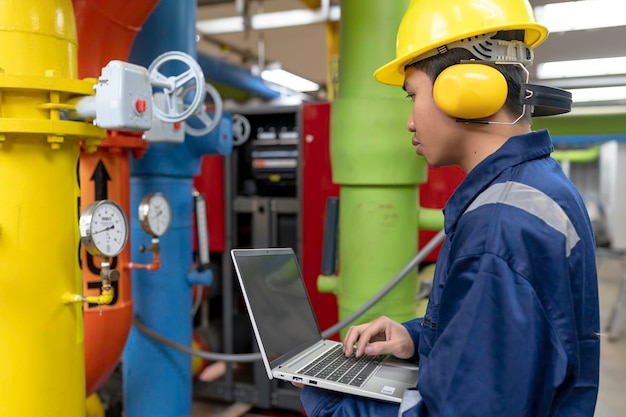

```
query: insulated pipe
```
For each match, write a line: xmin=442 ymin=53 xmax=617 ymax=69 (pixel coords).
xmin=318 ymin=0 xmax=426 ymax=335
xmin=0 ymin=1 xmax=105 ymax=416
xmin=123 ymin=1 xmax=232 ymax=416
xmin=72 ymin=0 xmax=159 ymax=395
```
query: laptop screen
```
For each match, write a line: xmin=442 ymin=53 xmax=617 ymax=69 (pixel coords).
xmin=232 ymin=248 xmax=322 ymax=367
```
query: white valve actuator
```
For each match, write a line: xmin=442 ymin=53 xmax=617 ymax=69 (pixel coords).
xmin=77 ymin=61 xmax=153 ymax=131
xmin=96 ymin=61 xmax=153 ymax=131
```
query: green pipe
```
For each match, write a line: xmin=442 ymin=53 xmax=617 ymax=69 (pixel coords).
xmin=320 ymin=0 xmax=426 ymax=336
xmin=317 ymin=274 xmax=338 ymax=293
xmin=337 ymin=186 xmax=419 ymax=325
xmin=551 ymin=146 xmax=600 ymax=163
xmin=533 ymin=112 xmax=626 ymax=136
xmin=318 ymin=203 xmax=445 ymax=293
xmin=418 ymin=208 xmax=445 ymax=231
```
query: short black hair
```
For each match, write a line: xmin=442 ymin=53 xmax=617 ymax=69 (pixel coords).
xmin=408 ymin=48 xmax=531 ymax=124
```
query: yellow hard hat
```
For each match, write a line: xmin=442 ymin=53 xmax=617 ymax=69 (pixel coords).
xmin=374 ymin=0 xmax=549 ymax=86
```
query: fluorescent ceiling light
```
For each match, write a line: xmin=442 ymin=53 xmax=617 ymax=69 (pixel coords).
xmin=534 ymin=0 xmax=626 ymax=33
xmin=570 ymin=86 xmax=626 ymax=103
xmin=260 ymin=68 xmax=320 ymax=92
xmin=537 ymin=57 xmax=626 ymax=79
xmin=197 ymin=5 xmax=340 ymax=35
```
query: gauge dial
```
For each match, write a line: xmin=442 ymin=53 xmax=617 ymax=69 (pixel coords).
xmin=138 ymin=192 xmax=172 ymax=237
xmin=80 ymin=200 xmax=129 ymax=257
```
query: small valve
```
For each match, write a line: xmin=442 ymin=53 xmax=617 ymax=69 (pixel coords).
xmin=105 ymin=268 xmax=121 ymax=282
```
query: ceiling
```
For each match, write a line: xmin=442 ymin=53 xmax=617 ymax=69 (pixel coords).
xmin=196 ymin=0 xmax=336 ymax=98
xmin=195 ymin=0 xmax=626 ymax=102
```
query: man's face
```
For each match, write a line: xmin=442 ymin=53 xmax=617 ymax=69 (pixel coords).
xmin=403 ymin=66 xmax=463 ymax=167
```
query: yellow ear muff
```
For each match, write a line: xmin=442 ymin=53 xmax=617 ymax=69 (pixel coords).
xmin=433 ymin=64 xmax=508 ymax=120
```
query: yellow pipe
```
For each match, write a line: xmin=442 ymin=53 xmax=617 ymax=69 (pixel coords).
xmin=299 ymin=0 xmax=321 ymax=6
xmin=63 ymin=287 xmax=114 ymax=306
xmin=0 ymin=1 xmax=104 ymax=416
xmin=299 ymin=0 xmax=339 ymax=100
xmin=325 ymin=21 xmax=340 ymax=101
xmin=86 ymin=393 xmax=106 ymax=417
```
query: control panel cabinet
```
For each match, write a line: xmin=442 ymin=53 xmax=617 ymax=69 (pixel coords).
xmin=193 ymin=102 xmax=338 ymax=412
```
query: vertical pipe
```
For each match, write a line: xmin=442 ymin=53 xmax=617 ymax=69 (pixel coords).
xmin=0 ymin=0 xmax=102 ymax=415
xmin=0 ymin=133 xmax=83 ymax=417
xmin=325 ymin=21 xmax=340 ymax=101
xmin=123 ymin=1 xmax=230 ymax=416
xmin=72 ymin=0 xmax=159 ymax=77
xmin=126 ymin=177 xmax=196 ymax=417
xmin=72 ymin=0 xmax=159 ymax=395
xmin=328 ymin=0 xmax=426 ymax=331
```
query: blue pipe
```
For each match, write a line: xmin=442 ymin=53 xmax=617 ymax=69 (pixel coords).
xmin=123 ymin=1 xmax=232 ymax=416
xmin=196 ymin=53 xmax=280 ymax=101
xmin=131 ymin=114 xmax=232 ymax=177
xmin=125 ymin=178 xmax=209 ymax=417
xmin=123 ymin=0 xmax=280 ymax=101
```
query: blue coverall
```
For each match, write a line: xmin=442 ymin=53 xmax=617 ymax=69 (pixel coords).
xmin=300 ymin=129 xmax=600 ymax=417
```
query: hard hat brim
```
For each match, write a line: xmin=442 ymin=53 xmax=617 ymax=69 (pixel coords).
xmin=374 ymin=24 xmax=549 ymax=86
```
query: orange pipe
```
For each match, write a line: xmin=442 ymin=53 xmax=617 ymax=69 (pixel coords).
xmin=73 ymin=0 xmax=158 ymax=395
xmin=73 ymin=0 xmax=159 ymax=77
xmin=126 ymin=252 xmax=162 ymax=271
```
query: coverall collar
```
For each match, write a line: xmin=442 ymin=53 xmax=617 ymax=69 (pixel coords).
xmin=443 ymin=129 xmax=554 ymax=234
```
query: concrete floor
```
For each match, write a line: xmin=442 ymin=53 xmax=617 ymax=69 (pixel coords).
xmin=594 ymin=253 xmax=626 ymax=417
xmin=193 ymin=253 xmax=626 ymax=417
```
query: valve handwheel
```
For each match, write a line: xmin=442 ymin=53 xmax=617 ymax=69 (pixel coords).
xmin=232 ymin=113 xmax=251 ymax=146
xmin=183 ymin=81 xmax=224 ymax=137
xmin=148 ymin=51 xmax=207 ymax=123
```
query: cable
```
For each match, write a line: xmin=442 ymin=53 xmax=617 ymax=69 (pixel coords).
xmin=132 ymin=317 xmax=263 ymax=363
xmin=133 ymin=228 xmax=446 ymax=362
xmin=191 ymin=285 xmax=204 ymax=317
xmin=320 ymin=229 xmax=446 ymax=339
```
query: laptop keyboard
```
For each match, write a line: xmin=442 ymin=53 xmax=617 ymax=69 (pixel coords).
xmin=298 ymin=345 xmax=386 ymax=387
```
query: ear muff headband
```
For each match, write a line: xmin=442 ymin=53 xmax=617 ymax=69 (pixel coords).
xmin=434 ymin=64 xmax=508 ymax=120
xmin=525 ymin=84 xmax=572 ymax=117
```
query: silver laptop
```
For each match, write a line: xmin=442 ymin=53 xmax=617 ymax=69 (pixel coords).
xmin=231 ymin=247 xmax=419 ymax=403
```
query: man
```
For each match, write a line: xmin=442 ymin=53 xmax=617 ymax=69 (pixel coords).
xmin=299 ymin=0 xmax=600 ymax=416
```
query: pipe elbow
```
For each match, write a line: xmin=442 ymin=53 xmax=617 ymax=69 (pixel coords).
xmin=83 ymin=287 xmax=114 ymax=305
xmin=96 ymin=288 xmax=114 ymax=305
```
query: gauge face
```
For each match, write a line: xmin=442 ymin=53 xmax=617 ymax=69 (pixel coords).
xmin=138 ymin=192 xmax=172 ymax=237
xmin=80 ymin=200 xmax=129 ymax=257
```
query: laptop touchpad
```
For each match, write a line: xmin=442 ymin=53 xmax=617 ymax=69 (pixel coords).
xmin=376 ymin=363 xmax=418 ymax=381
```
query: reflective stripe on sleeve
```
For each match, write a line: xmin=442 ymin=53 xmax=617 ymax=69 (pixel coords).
xmin=398 ymin=389 xmax=423 ymax=417
xmin=465 ymin=181 xmax=580 ymax=257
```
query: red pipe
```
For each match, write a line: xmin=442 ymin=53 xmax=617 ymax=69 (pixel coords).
xmin=73 ymin=0 xmax=159 ymax=395
xmin=74 ymin=0 xmax=159 ymax=77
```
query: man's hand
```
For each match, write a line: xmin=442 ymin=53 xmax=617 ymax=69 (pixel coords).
xmin=343 ymin=316 xmax=415 ymax=359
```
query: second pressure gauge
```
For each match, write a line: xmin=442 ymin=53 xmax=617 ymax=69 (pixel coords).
xmin=80 ymin=200 xmax=129 ymax=257
xmin=138 ymin=192 xmax=172 ymax=237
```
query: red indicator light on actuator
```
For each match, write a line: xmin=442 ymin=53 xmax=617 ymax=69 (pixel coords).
xmin=135 ymin=99 xmax=147 ymax=113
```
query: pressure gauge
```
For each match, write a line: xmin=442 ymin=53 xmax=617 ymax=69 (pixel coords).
xmin=138 ymin=192 xmax=172 ymax=237
xmin=80 ymin=200 xmax=129 ymax=257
